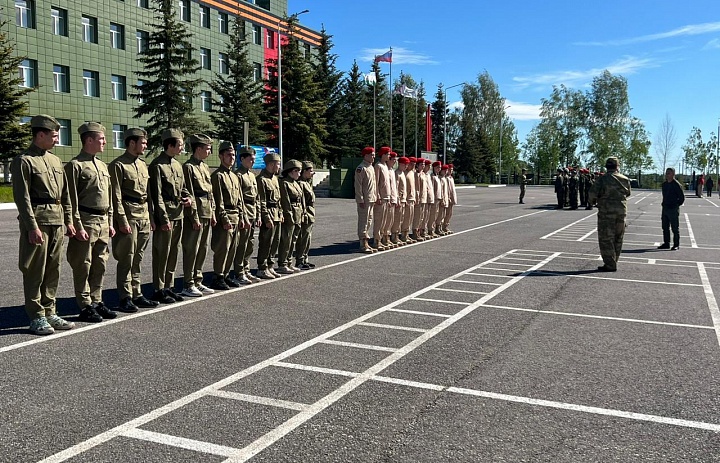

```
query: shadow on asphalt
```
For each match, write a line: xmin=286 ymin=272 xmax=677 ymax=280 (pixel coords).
xmin=309 ymin=240 xmax=358 ymax=257
xmin=521 ymin=269 xmax=602 ymax=277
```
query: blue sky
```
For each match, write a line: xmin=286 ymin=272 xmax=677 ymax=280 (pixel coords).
xmin=291 ymin=0 xmax=720 ymax=170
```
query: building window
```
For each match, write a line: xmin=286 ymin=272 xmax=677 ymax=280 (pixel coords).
xmin=218 ymin=12 xmax=228 ymax=34
xmin=15 ymin=0 xmax=34 ymax=28
xmin=110 ymin=23 xmax=125 ymax=49
xmin=111 ymin=75 xmax=126 ymax=100
xmin=200 ymin=91 xmax=211 ymax=112
xmin=253 ymin=62 xmax=261 ymax=82
xmin=51 ymin=7 xmax=67 ymax=36
xmin=82 ymin=16 xmax=98 ymax=43
xmin=112 ymin=124 xmax=127 ymax=148
xmin=218 ymin=52 xmax=228 ymax=74
xmin=200 ymin=47 xmax=210 ymax=70
xmin=137 ymin=0 xmax=149 ymax=8
xmin=136 ymin=79 xmax=146 ymax=103
xmin=252 ymin=25 xmax=261 ymax=45
xmin=304 ymin=43 xmax=311 ymax=58
xmin=18 ymin=59 xmax=37 ymax=87
xmin=179 ymin=0 xmax=190 ymax=22
xmin=52 ymin=65 xmax=70 ymax=93
xmin=82 ymin=70 xmax=99 ymax=97
xmin=266 ymin=30 xmax=274 ymax=49
xmin=136 ymin=30 xmax=149 ymax=53
xmin=199 ymin=5 xmax=210 ymax=28
xmin=57 ymin=119 xmax=71 ymax=146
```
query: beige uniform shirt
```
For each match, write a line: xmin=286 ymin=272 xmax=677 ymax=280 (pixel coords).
xmin=11 ymin=144 xmax=72 ymax=229
xmin=354 ymin=160 xmax=377 ymax=204
xmin=237 ymin=166 xmax=259 ymax=225
xmin=387 ymin=168 xmax=398 ymax=205
xmin=300 ymin=179 xmax=315 ymax=224
xmin=448 ymin=176 xmax=457 ymax=205
xmin=183 ymin=156 xmax=215 ymax=222
xmin=280 ymin=177 xmax=304 ymax=225
xmin=211 ymin=164 xmax=240 ymax=227
xmin=440 ymin=176 xmax=449 ymax=207
xmin=110 ymin=151 xmax=150 ymax=228
xmin=148 ymin=152 xmax=189 ymax=225
xmin=375 ymin=162 xmax=392 ymax=201
xmin=405 ymin=168 xmax=416 ymax=204
xmin=64 ymin=151 xmax=113 ymax=230
xmin=416 ymin=170 xmax=428 ymax=204
xmin=257 ymin=169 xmax=282 ymax=223
xmin=396 ymin=170 xmax=407 ymax=204
xmin=425 ymin=171 xmax=435 ymax=203
xmin=432 ymin=174 xmax=443 ymax=204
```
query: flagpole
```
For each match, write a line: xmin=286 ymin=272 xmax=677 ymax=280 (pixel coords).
xmin=389 ymin=47 xmax=393 ymax=148
xmin=414 ymin=94 xmax=418 ymax=157
xmin=402 ymin=85 xmax=406 ymax=156
xmin=373 ymin=69 xmax=377 ymax=148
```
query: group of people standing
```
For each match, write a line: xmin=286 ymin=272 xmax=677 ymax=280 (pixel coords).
xmin=354 ymin=146 xmax=457 ymax=253
xmin=12 ymin=115 xmax=316 ymax=335
xmin=554 ymin=167 xmax=596 ymax=210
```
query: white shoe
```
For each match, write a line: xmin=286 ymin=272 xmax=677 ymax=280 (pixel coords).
xmin=29 ymin=317 xmax=55 ymax=335
xmin=290 ymin=265 xmax=302 ymax=272
xmin=269 ymin=268 xmax=282 ymax=278
xmin=196 ymin=284 xmax=215 ymax=295
xmin=275 ymin=266 xmax=295 ymax=275
xmin=245 ymin=272 xmax=261 ymax=283
xmin=256 ymin=269 xmax=275 ymax=279
xmin=180 ymin=286 xmax=203 ymax=298
xmin=46 ymin=315 xmax=75 ymax=331
xmin=237 ymin=275 xmax=253 ymax=285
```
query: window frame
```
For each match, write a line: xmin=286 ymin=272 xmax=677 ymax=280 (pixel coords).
xmin=52 ymin=64 xmax=70 ymax=93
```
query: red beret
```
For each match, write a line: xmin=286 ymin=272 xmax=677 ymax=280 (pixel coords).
xmin=361 ymin=146 xmax=374 ymax=156
xmin=389 ymin=151 xmax=398 ymax=158
xmin=407 ymin=157 xmax=417 ymax=163
xmin=432 ymin=161 xmax=441 ymax=167
xmin=398 ymin=156 xmax=410 ymax=164
xmin=424 ymin=159 xmax=432 ymax=165
xmin=441 ymin=164 xmax=449 ymax=170
xmin=378 ymin=146 xmax=392 ymax=155
xmin=448 ymin=164 xmax=454 ymax=168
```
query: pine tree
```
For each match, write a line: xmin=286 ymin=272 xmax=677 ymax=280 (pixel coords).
xmin=313 ymin=26 xmax=344 ymax=167
xmin=209 ymin=12 xmax=263 ymax=146
xmin=365 ymin=61 xmax=390 ymax=148
xmin=340 ymin=61 xmax=374 ymax=155
xmin=132 ymin=0 xmax=203 ymax=151
xmin=0 ymin=17 xmax=34 ymax=170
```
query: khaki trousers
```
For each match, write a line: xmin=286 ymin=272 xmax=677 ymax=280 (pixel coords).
xmin=257 ymin=221 xmax=281 ymax=270
xmin=402 ymin=201 xmax=415 ymax=233
xmin=19 ymin=223 xmax=64 ymax=320
xmin=392 ymin=204 xmax=404 ymax=234
xmin=182 ymin=217 xmax=211 ymax=287
xmin=112 ymin=218 xmax=151 ymax=300
xmin=295 ymin=221 xmax=313 ymax=265
xmin=434 ymin=205 xmax=447 ymax=231
xmin=67 ymin=218 xmax=110 ymax=308
xmin=211 ymin=218 xmax=239 ymax=277
xmin=357 ymin=203 xmax=373 ymax=239
xmin=412 ymin=203 xmax=423 ymax=232
xmin=597 ymin=215 xmax=626 ymax=270
xmin=425 ymin=202 xmax=438 ymax=232
xmin=234 ymin=225 xmax=255 ymax=274
xmin=151 ymin=219 xmax=183 ymax=290
xmin=372 ymin=200 xmax=389 ymax=240
xmin=278 ymin=220 xmax=301 ymax=267
xmin=443 ymin=204 xmax=454 ymax=229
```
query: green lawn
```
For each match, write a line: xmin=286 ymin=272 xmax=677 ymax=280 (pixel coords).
xmin=0 ymin=184 xmax=13 ymax=203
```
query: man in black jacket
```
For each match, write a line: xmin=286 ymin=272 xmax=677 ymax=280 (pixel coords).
xmin=658 ymin=167 xmax=685 ymax=251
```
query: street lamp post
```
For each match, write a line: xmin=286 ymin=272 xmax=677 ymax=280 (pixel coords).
xmin=277 ymin=9 xmax=309 ymax=165
xmin=442 ymin=83 xmax=464 ymax=165
xmin=498 ymin=103 xmax=511 ymax=184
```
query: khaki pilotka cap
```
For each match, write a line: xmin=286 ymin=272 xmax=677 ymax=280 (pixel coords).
xmin=264 ymin=152 xmax=281 ymax=163
xmin=31 ymin=115 xmax=60 ymax=131
xmin=218 ymin=141 xmax=234 ymax=152
xmin=301 ymin=161 xmax=314 ymax=170
xmin=282 ymin=159 xmax=303 ymax=173
xmin=188 ymin=133 xmax=213 ymax=145
xmin=78 ymin=122 xmax=106 ymax=135
xmin=161 ymin=128 xmax=184 ymax=142
xmin=123 ymin=127 xmax=147 ymax=139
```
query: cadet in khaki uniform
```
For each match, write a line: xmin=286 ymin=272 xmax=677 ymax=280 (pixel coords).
xmin=372 ymin=146 xmax=392 ymax=250
xmin=412 ymin=158 xmax=426 ymax=241
xmin=65 ymin=122 xmax=117 ymax=323
xmin=443 ymin=164 xmax=457 ymax=233
xmin=392 ymin=156 xmax=409 ymax=246
xmin=295 ymin=161 xmax=316 ymax=269
xmin=210 ymin=144 xmax=241 ymax=290
xmin=181 ymin=134 xmax=217 ymax=297
xmin=355 ymin=147 xmax=377 ymax=254
xmin=588 ymin=156 xmax=631 ymax=272
xmin=385 ymin=152 xmax=399 ymax=248
xmin=276 ymin=160 xmax=304 ymax=274
xmin=12 ymin=115 xmax=77 ymax=335
xmin=434 ymin=164 xmax=450 ymax=235
xmin=110 ymin=128 xmax=158 ymax=312
xmin=256 ymin=152 xmax=283 ymax=279
xmin=422 ymin=159 xmax=436 ymax=238
xmin=148 ymin=129 xmax=191 ymax=304
xmin=233 ymin=145 xmax=261 ymax=285
xmin=400 ymin=157 xmax=416 ymax=244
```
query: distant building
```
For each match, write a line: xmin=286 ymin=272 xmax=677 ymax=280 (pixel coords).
xmin=5 ymin=0 xmax=320 ymax=161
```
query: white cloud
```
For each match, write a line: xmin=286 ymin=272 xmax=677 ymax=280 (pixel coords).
xmin=575 ymin=22 xmax=720 ymax=46
xmin=512 ymin=56 xmax=657 ymax=89
xmin=360 ymin=47 xmax=438 ymax=65
xmin=447 ymin=100 xmax=541 ymax=121
xmin=704 ymin=38 xmax=720 ymax=50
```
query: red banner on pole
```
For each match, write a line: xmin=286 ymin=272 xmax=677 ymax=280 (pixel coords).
xmin=426 ymin=104 xmax=432 ymax=152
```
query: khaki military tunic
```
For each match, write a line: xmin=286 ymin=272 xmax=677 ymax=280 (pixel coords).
xmin=402 ymin=168 xmax=416 ymax=234
xmin=12 ymin=144 xmax=72 ymax=319
xmin=65 ymin=151 xmax=113 ymax=308
xmin=413 ymin=168 xmax=425 ymax=233
xmin=354 ymin=160 xmax=376 ymax=240
xmin=278 ymin=176 xmax=304 ymax=267
xmin=211 ymin=165 xmax=240 ymax=277
xmin=234 ymin=166 xmax=260 ymax=275
xmin=149 ymin=152 xmax=189 ymax=290
xmin=110 ymin=151 xmax=151 ymax=300
xmin=373 ymin=162 xmax=392 ymax=241
xmin=386 ymin=168 xmax=399 ymax=236
xmin=182 ymin=156 xmax=215 ymax=287
xmin=256 ymin=169 xmax=282 ymax=270
xmin=588 ymin=171 xmax=631 ymax=270
xmin=295 ymin=178 xmax=315 ymax=265
xmin=393 ymin=170 xmax=407 ymax=235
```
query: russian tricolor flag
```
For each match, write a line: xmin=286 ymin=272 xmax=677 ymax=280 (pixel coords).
xmin=374 ymin=50 xmax=392 ymax=63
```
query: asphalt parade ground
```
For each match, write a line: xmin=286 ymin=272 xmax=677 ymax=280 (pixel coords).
xmin=2 ymin=185 xmax=720 ymax=462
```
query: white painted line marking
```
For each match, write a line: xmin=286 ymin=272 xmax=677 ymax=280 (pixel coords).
xmin=633 ymin=196 xmax=648 ymax=204
xmin=386 ymin=308 xmax=453 ymax=318
xmin=697 ymin=263 xmax=720 ymax=349
xmin=648 ymin=259 xmax=656 ymax=265
xmin=123 ymin=428 xmax=238 ymax=457
xmin=357 ymin=322 xmax=428 ymax=333
xmin=465 ymin=272 xmax=514 ymax=278
xmin=451 ymin=279 xmax=503 ymax=286
xmin=704 ymin=198 xmax=719 ymax=208
xmin=503 ymin=257 xmax=546 ymax=262
xmin=529 ymin=271 xmax=703 ymax=287
xmin=540 ymin=214 xmax=596 ymax=240
xmin=412 ymin=297 xmax=470 ymax=306
xmin=478 ymin=303 xmax=714 ymax=330
xmin=274 ymin=362 xmax=360 ymax=378
xmin=684 ymin=213 xmax=698 ymax=248
xmin=209 ymin=390 xmax=309 ymax=412
xmin=492 ymin=262 xmax=534 ymax=267
xmin=577 ymin=227 xmax=597 ymax=241
xmin=476 ymin=267 xmax=524 ymax=272
xmin=320 ymin=339 xmax=399 ymax=353
xmin=431 ymin=287 xmax=488 ymax=295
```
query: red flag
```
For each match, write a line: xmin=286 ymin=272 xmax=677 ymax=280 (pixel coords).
xmin=374 ymin=50 xmax=392 ymax=63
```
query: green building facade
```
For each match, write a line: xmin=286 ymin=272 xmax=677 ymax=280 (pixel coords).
xmin=4 ymin=0 xmax=320 ymax=161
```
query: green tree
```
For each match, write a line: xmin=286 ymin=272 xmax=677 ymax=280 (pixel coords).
xmin=335 ymin=61 xmax=374 ymax=157
xmin=132 ymin=0 xmax=203 ymax=151
xmin=312 ymin=26 xmax=344 ymax=167
xmin=537 ymin=85 xmax=586 ymax=168
xmin=653 ymin=113 xmax=677 ymax=173
xmin=0 ymin=17 xmax=34 ymax=178
xmin=682 ymin=127 xmax=717 ymax=172
xmin=209 ymin=11 xmax=263 ymax=146
xmin=623 ymin=117 xmax=653 ymax=174
xmin=430 ymin=84 xmax=446 ymax=156
xmin=584 ymin=70 xmax=631 ymax=165
xmin=367 ymin=61 xmax=391 ymax=148
xmin=391 ymin=73 xmax=426 ymax=157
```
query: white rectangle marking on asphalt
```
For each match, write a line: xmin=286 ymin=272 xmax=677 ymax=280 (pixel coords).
xmin=273 ymin=362 xmax=360 ymax=378
xmin=122 ymin=428 xmax=238 ymax=457
xmin=451 ymin=279 xmax=503 ymax=286
xmin=387 ymin=308 xmax=453 ymax=318
xmin=684 ymin=213 xmax=698 ymax=248
xmin=540 ymin=214 xmax=596 ymax=240
xmin=697 ymin=263 xmax=720 ymax=348
xmin=412 ymin=297 xmax=470 ymax=306
xmin=529 ymin=271 xmax=703 ymax=287
xmin=465 ymin=272 xmax=514 ymax=278
xmin=431 ymin=287 xmax=488 ymax=295
xmin=320 ymin=339 xmax=399 ymax=353
xmin=209 ymin=390 xmax=309 ymax=411
xmin=357 ymin=322 xmax=428 ymax=333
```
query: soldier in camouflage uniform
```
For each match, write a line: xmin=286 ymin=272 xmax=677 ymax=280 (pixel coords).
xmin=295 ymin=161 xmax=316 ymax=269
xmin=587 ymin=157 xmax=631 ymax=272
xmin=234 ymin=145 xmax=261 ymax=284
xmin=276 ymin=159 xmax=304 ymax=274
xmin=256 ymin=152 xmax=283 ymax=279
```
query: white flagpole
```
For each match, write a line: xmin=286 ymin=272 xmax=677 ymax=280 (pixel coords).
xmin=402 ymin=84 xmax=406 ymax=156
xmin=389 ymin=47 xmax=393 ymax=148
xmin=373 ymin=70 xmax=377 ymax=148
xmin=414 ymin=93 xmax=418 ymax=157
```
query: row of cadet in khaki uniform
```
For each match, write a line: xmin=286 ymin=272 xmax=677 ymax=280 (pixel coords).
xmin=354 ymin=146 xmax=458 ymax=254
xmin=11 ymin=115 xmax=316 ymax=335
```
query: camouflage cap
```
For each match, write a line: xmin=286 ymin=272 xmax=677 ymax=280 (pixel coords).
xmin=301 ymin=160 xmax=314 ymax=170
xmin=282 ymin=159 xmax=303 ymax=172
xmin=124 ymin=127 xmax=147 ymax=139
xmin=31 ymin=115 xmax=60 ymax=131
xmin=161 ymin=128 xmax=184 ymax=142
xmin=605 ymin=156 xmax=619 ymax=168
xmin=218 ymin=141 xmax=234 ymax=152
xmin=263 ymin=151 xmax=281 ymax=163
xmin=78 ymin=122 xmax=106 ymax=135
xmin=188 ymin=133 xmax=213 ymax=146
